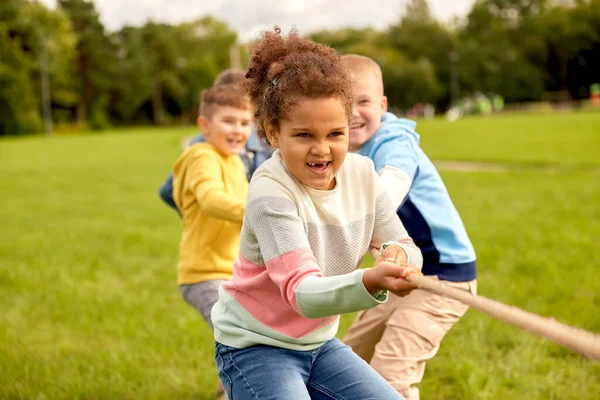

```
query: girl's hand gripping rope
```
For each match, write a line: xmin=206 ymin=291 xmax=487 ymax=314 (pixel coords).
xmin=365 ymin=241 xmax=421 ymax=297
xmin=376 ymin=241 xmax=408 ymax=265
xmin=363 ymin=260 xmax=422 ymax=297
xmin=368 ymin=247 xmax=600 ymax=360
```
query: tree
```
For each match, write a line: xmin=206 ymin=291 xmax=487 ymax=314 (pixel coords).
xmin=108 ymin=16 xmax=237 ymax=125
xmin=21 ymin=2 xmax=78 ymax=123
xmin=456 ymin=1 xmax=545 ymax=102
xmin=310 ymin=27 xmax=383 ymax=51
xmin=139 ymin=22 xmax=182 ymax=125
xmin=542 ymin=0 xmax=600 ymax=96
xmin=0 ymin=0 xmax=77 ymax=134
xmin=0 ymin=0 xmax=39 ymax=135
xmin=0 ymin=22 xmax=40 ymax=134
xmin=388 ymin=0 xmax=455 ymax=106
xmin=58 ymin=0 xmax=116 ymax=129
xmin=310 ymin=24 xmax=442 ymax=109
xmin=346 ymin=42 xmax=442 ymax=109
xmin=174 ymin=17 xmax=237 ymax=122
xmin=109 ymin=26 xmax=154 ymax=124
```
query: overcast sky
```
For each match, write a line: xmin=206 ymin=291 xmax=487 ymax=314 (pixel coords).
xmin=39 ymin=0 xmax=475 ymax=40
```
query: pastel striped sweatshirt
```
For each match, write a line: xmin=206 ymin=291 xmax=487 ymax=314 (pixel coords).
xmin=211 ymin=151 xmax=423 ymax=350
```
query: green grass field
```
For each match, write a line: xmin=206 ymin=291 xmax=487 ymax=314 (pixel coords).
xmin=1 ymin=111 xmax=599 ymax=399
xmin=417 ymin=111 xmax=600 ymax=167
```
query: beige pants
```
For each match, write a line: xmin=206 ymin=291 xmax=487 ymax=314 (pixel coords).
xmin=343 ymin=277 xmax=477 ymax=400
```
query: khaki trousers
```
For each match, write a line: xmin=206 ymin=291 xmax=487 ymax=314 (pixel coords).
xmin=343 ymin=277 xmax=477 ymax=400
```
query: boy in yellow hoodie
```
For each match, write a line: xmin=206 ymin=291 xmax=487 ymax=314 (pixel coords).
xmin=173 ymin=83 xmax=252 ymax=327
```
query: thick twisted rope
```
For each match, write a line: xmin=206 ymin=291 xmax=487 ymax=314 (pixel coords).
xmin=405 ymin=272 xmax=600 ymax=359
xmin=372 ymin=251 xmax=600 ymax=359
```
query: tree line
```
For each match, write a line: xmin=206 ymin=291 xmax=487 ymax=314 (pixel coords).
xmin=1 ymin=0 xmax=599 ymax=135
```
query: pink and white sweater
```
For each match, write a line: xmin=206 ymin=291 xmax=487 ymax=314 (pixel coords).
xmin=212 ymin=151 xmax=422 ymax=350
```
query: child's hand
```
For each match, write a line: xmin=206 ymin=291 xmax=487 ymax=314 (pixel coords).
xmin=375 ymin=243 xmax=408 ymax=266
xmin=363 ymin=261 xmax=422 ymax=297
xmin=386 ymin=263 xmax=422 ymax=297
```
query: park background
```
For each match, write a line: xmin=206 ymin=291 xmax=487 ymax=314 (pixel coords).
xmin=1 ymin=0 xmax=599 ymax=399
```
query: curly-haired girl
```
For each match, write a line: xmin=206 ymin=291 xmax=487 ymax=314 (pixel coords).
xmin=211 ymin=27 xmax=423 ymax=400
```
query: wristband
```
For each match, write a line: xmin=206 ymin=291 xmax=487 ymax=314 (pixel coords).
xmin=381 ymin=241 xmax=404 ymax=251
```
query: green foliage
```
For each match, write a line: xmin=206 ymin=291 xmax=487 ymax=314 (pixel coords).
xmin=310 ymin=25 xmax=443 ymax=109
xmin=22 ymin=1 xmax=79 ymax=108
xmin=348 ymin=43 xmax=443 ymax=109
xmin=58 ymin=0 xmax=116 ymax=127
xmin=108 ymin=16 xmax=237 ymax=126
xmin=2 ymin=0 xmax=600 ymax=132
xmin=110 ymin=26 xmax=155 ymax=123
xmin=310 ymin=27 xmax=383 ymax=50
xmin=0 ymin=0 xmax=77 ymax=134
xmin=457 ymin=2 xmax=546 ymax=102
xmin=168 ymin=17 xmax=237 ymax=123
xmin=0 ymin=23 xmax=42 ymax=135
xmin=88 ymin=94 xmax=110 ymax=130
xmin=311 ymin=0 xmax=600 ymax=109
xmin=388 ymin=0 xmax=452 ymax=103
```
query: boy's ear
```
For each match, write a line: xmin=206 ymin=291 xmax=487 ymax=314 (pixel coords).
xmin=197 ymin=116 xmax=210 ymax=136
xmin=264 ymin=122 xmax=279 ymax=148
xmin=381 ymin=95 xmax=388 ymax=114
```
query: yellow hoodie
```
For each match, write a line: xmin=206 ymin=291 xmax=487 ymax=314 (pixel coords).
xmin=173 ymin=143 xmax=248 ymax=284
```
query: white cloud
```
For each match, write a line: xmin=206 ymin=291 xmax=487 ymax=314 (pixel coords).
xmin=39 ymin=0 xmax=475 ymax=40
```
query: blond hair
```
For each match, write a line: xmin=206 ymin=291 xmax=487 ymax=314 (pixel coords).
xmin=341 ymin=54 xmax=384 ymax=95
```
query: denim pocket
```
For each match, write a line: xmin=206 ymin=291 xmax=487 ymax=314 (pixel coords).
xmin=215 ymin=342 xmax=236 ymax=355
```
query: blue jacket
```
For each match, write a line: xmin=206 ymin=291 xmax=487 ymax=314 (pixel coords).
xmin=358 ymin=112 xmax=477 ymax=282
xmin=159 ymin=127 xmax=272 ymax=212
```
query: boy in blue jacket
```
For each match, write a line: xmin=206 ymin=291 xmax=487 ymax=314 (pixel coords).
xmin=341 ymin=54 xmax=478 ymax=400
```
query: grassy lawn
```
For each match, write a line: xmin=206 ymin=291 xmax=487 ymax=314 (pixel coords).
xmin=415 ymin=169 xmax=600 ymax=399
xmin=1 ymin=112 xmax=599 ymax=399
xmin=417 ymin=111 xmax=600 ymax=167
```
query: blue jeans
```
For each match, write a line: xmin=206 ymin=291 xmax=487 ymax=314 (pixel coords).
xmin=215 ymin=338 xmax=404 ymax=400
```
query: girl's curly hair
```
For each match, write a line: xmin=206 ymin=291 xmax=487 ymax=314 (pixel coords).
xmin=244 ymin=27 xmax=353 ymax=141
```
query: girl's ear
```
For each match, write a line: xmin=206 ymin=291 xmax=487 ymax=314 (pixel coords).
xmin=264 ymin=122 xmax=279 ymax=148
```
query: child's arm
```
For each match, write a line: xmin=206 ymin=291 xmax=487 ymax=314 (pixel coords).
xmin=366 ymin=166 xmax=423 ymax=296
xmin=373 ymin=135 xmax=419 ymax=210
xmin=158 ymin=134 xmax=204 ymax=214
xmin=158 ymin=173 xmax=180 ymax=212
xmin=186 ymin=151 xmax=245 ymax=223
xmin=369 ymin=183 xmax=423 ymax=269
xmin=378 ymin=166 xmax=413 ymax=210
xmin=246 ymin=183 xmax=390 ymax=319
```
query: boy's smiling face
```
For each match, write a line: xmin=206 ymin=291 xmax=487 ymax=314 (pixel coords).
xmin=348 ymin=70 xmax=387 ymax=152
xmin=199 ymin=106 xmax=252 ymax=156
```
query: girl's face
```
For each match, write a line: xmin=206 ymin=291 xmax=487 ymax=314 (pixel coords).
xmin=266 ymin=97 xmax=349 ymax=191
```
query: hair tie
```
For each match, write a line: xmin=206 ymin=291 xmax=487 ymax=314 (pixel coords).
xmin=271 ymin=69 xmax=293 ymax=86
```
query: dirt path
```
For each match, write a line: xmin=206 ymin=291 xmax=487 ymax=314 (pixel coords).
xmin=433 ymin=160 xmax=600 ymax=173
xmin=433 ymin=160 xmax=510 ymax=172
xmin=177 ymin=135 xmax=597 ymax=174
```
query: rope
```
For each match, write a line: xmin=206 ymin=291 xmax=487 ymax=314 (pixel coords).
xmin=370 ymin=250 xmax=600 ymax=359
xmin=405 ymin=272 xmax=600 ymax=360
